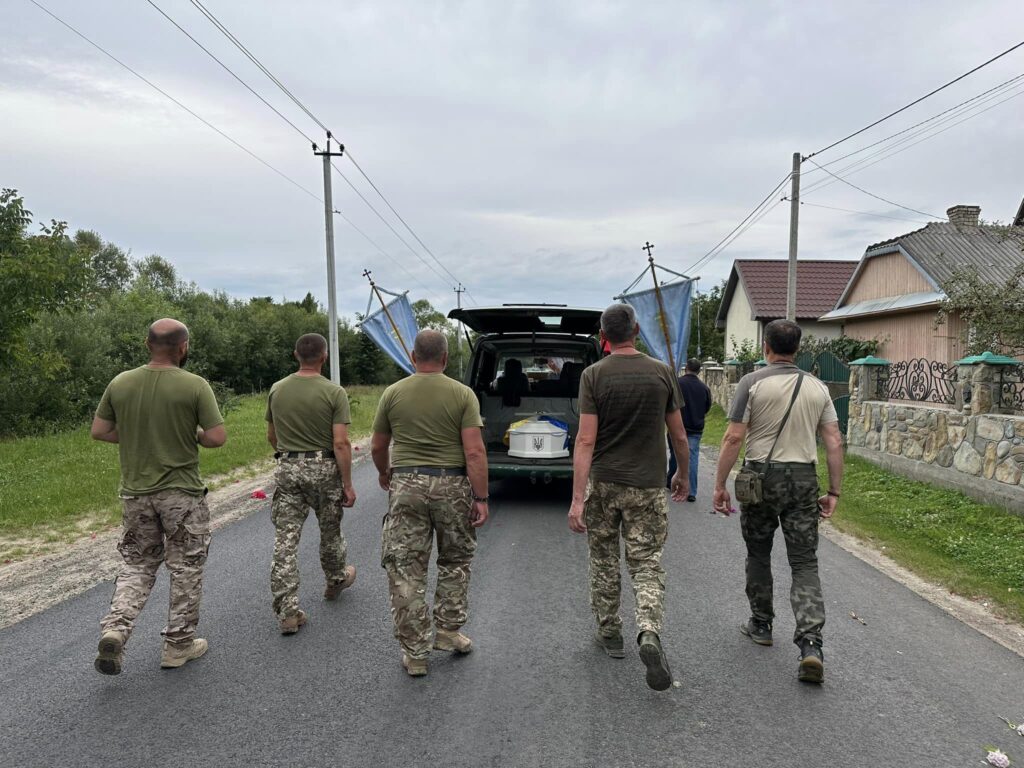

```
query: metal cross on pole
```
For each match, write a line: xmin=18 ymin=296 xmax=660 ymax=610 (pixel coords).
xmin=643 ymin=241 xmax=655 ymax=258
xmin=644 ymin=243 xmax=677 ymax=375
xmin=313 ymin=131 xmax=346 ymax=384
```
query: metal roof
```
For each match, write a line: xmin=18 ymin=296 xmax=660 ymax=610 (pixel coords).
xmin=818 ymin=290 xmax=944 ymax=322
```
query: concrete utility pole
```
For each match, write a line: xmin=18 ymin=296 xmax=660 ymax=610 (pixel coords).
xmin=313 ymin=132 xmax=346 ymax=384
xmin=454 ymin=283 xmax=465 ymax=380
xmin=786 ymin=151 xmax=801 ymax=322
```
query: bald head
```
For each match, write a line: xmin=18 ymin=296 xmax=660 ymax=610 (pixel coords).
xmin=147 ymin=318 xmax=189 ymax=365
xmin=412 ymin=329 xmax=448 ymax=369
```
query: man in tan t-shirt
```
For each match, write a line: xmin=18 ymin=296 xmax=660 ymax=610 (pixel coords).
xmin=91 ymin=318 xmax=226 ymax=675
xmin=712 ymin=319 xmax=844 ymax=684
xmin=371 ymin=330 xmax=489 ymax=677
xmin=568 ymin=303 xmax=690 ymax=692
xmin=266 ymin=333 xmax=357 ymax=635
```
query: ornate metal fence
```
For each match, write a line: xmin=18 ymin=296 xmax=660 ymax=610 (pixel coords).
xmin=885 ymin=358 xmax=958 ymax=405
xmin=1000 ymin=363 xmax=1024 ymax=414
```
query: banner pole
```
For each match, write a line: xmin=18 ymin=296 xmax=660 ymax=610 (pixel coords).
xmin=363 ymin=270 xmax=414 ymax=365
xmin=648 ymin=254 xmax=676 ymax=374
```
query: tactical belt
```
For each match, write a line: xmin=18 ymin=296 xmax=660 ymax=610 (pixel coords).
xmin=391 ymin=466 xmax=466 ymax=477
xmin=275 ymin=450 xmax=334 ymax=460
xmin=744 ymin=460 xmax=815 ymax=469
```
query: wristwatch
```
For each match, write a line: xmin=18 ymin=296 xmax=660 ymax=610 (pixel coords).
xmin=827 ymin=490 xmax=841 ymax=498
xmin=472 ymin=493 xmax=489 ymax=503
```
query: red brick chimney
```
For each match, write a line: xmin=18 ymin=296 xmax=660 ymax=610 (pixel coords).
xmin=946 ymin=205 xmax=981 ymax=227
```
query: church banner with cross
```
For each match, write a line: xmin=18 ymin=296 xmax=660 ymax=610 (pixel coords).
xmin=359 ymin=286 xmax=419 ymax=375
xmin=620 ymin=279 xmax=695 ymax=373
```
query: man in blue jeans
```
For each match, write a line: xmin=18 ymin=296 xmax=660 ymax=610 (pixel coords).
xmin=667 ymin=359 xmax=712 ymax=502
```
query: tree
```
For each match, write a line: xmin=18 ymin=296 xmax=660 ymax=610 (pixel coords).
xmin=938 ymin=262 xmax=1024 ymax=357
xmin=75 ymin=230 xmax=134 ymax=295
xmin=411 ymin=298 xmax=452 ymax=331
xmin=687 ymin=280 xmax=725 ymax=362
xmin=0 ymin=189 xmax=92 ymax=361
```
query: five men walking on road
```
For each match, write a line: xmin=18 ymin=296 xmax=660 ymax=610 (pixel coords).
xmin=371 ymin=330 xmax=490 ymax=677
xmin=713 ymin=319 xmax=844 ymax=684
xmin=91 ymin=318 xmax=225 ymax=675
xmin=265 ymin=333 xmax=357 ymax=635
xmin=568 ymin=304 xmax=690 ymax=691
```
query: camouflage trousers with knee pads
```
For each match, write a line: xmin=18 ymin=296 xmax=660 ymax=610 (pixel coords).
xmin=100 ymin=490 xmax=211 ymax=646
xmin=270 ymin=457 xmax=349 ymax=619
xmin=381 ymin=473 xmax=476 ymax=660
xmin=739 ymin=463 xmax=825 ymax=646
xmin=585 ymin=480 xmax=669 ymax=639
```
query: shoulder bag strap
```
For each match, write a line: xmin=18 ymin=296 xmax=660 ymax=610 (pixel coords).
xmin=763 ymin=372 xmax=805 ymax=466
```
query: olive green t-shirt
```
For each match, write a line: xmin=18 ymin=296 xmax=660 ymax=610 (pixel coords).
xmin=95 ymin=366 xmax=224 ymax=496
xmin=579 ymin=353 xmax=683 ymax=489
xmin=265 ymin=374 xmax=351 ymax=453
xmin=372 ymin=373 xmax=483 ymax=468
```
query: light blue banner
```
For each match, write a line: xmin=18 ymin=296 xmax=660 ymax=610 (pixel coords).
xmin=360 ymin=291 xmax=418 ymax=375
xmin=621 ymin=279 xmax=695 ymax=373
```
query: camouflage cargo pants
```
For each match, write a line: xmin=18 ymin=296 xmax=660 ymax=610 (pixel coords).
xmin=100 ymin=489 xmax=211 ymax=646
xmin=271 ymin=457 xmax=349 ymax=619
xmin=739 ymin=463 xmax=825 ymax=645
xmin=585 ymin=480 xmax=669 ymax=639
xmin=381 ymin=473 xmax=476 ymax=660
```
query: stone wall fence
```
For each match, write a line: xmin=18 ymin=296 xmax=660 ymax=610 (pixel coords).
xmin=847 ymin=352 xmax=1024 ymax=514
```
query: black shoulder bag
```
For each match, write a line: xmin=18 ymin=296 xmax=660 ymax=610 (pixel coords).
xmin=733 ymin=373 xmax=805 ymax=505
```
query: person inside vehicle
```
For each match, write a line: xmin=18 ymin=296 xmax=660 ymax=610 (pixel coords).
xmin=493 ymin=358 xmax=531 ymax=406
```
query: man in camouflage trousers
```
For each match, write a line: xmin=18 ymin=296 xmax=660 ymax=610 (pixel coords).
xmin=91 ymin=318 xmax=226 ymax=675
xmin=266 ymin=333 xmax=357 ymax=634
xmin=713 ymin=319 xmax=845 ymax=684
xmin=371 ymin=330 xmax=489 ymax=677
xmin=568 ymin=304 xmax=690 ymax=692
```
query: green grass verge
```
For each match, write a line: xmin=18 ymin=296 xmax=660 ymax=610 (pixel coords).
xmin=0 ymin=386 xmax=384 ymax=559
xmin=702 ymin=406 xmax=1024 ymax=623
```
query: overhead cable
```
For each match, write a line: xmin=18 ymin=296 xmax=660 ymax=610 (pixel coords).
xmin=790 ymin=200 xmax=931 ymax=225
xmin=803 ymin=159 xmax=940 ymax=219
xmin=805 ymin=38 xmax=1024 ymax=160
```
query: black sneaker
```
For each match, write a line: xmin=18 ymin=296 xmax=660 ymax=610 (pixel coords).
xmin=638 ymin=631 xmax=673 ymax=691
xmin=740 ymin=618 xmax=773 ymax=646
xmin=686 ymin=495 xmax=696 ymax=503
xmin=594 ymin=631 xmax=626 ymax=659
xmin=797 ymin=638 xmax=824 ymax=684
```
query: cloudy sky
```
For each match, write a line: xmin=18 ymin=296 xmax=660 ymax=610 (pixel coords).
xmin=4 ymin=0 xmax=1024 ymax=320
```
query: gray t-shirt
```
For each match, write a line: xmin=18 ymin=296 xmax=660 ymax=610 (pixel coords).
xmin=728 ymin=362 xmax=837 ymax=463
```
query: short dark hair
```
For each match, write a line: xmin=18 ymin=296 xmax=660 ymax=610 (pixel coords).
xmin=413 ymin=330 xmax=447 ymax=363
xmin=295 ymin=333 xmax=328 ymax=363
xmin=685 ymin=358 xmax=701 ymax=373
xmin=147 ymin=322 xmax=189 ymax=349
xmin=600 ymin=303 xmax=638 ymax=345
xmin=763 ymin=319 xmax=802 ymax=355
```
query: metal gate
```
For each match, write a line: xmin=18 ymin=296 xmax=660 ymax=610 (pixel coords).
xmin=796 ymin=351 xmax=851 ymax=437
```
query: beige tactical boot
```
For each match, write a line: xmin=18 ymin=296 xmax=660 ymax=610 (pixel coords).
xmin=433 ymin=629 xmax=473 ymax=654
xmin=279 ymin=610 xmax=307 ymax=635
xmin=94 ymin=630 xmax=125 ymax=676
xmin=324 ymin=565 xmax=357 ymax=600
xmin=160 ymin=638 xmax=208 ymax=669
xmin=402 ymin=653 xmax=428 ymax=677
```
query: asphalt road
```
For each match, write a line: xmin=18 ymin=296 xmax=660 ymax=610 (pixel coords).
xmin=2 ymin=454 xmax=1023 ymax=768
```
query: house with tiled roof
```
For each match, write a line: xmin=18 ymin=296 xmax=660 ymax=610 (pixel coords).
xmin=819 ymin=204 xmax=1024 ymax=363
xmin=715 ymin=259 xmax=858 ymax=358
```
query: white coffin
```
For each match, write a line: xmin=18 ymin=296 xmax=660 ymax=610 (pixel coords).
xmin=508 ymin=420 xmax=569 ymax=459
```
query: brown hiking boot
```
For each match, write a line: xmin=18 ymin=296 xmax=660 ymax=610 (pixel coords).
xmin=94 ymin=631 xmax=125 ymax=676
xmin=279 ymin=610 xmax=307 ymax=635
xmin=433 ymin=628 xmax=473 ymax=654
xmin=324 ymin=566 xmax=357 ymax=600
xmin=160 ymin=638 xmax=208 ymax=669
xmin=402 ymin=653 xmax=428 ymax=677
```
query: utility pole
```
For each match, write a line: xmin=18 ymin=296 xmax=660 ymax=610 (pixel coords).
xmin=786 ymin=151 xmax=801 ymax=322
xmin=454 ymin=283 xmax=466 ymax=380
xmin=313 ymin=131 xmax=345 ymax=384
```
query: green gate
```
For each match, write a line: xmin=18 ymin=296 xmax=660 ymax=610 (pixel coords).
xmin=831 ymin=394 xmax=850 ymax=437
xmin=797 ymin=351 xmax=851 ymax=437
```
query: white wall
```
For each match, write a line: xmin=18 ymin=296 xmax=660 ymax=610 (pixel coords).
xmin=800 ymin=320 xmax=842 ymax=341
xmin=724 ymin=284 xmax=760 ymax=358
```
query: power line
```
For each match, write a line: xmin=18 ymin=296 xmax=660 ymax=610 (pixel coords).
xmin=813 ymin=71 xmax=1024 ymax=171
xmin=803 ymin=159 xmax=940 ymax=219
xmin=144 ymin=0 xmax=314 ymax=144
xmin=805 ymin=38 xmax=1024 ymax=160
xmin=186 ymin=0 xmax=473 ymax=302
xmin=26 ymin=0 xmax=440 ymax=307
xmin=682 ymin=173 xmax=791 ymax=275
xmin=787 ymin=199 xmax=931 ymax=225
xmin=26 ymin=0 xmax=320 ymax=204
